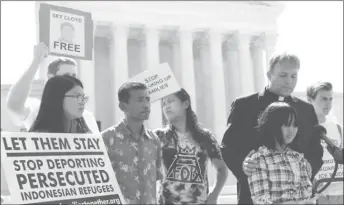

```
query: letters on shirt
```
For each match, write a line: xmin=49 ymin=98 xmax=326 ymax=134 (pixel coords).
xmin=166 ymin=144 xmax=204 ymax=184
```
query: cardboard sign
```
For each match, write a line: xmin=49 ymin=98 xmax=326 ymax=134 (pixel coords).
xmin=129 ymin=63 xmax=180 ymax=102
xmin=38 ymin=3 xmax=93 ymax=60
xmin=1 ymin=132 xmax=125 ymax=204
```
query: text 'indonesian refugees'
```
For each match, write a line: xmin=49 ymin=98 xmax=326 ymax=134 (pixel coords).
xmin=1 ymin=132 xmax=125 ymax=205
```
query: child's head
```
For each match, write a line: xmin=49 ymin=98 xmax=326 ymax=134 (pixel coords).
xmin=257 ymin=102 xmax=299 ymax=149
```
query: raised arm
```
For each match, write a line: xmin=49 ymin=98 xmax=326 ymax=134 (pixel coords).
xmin=6 ymin=43 xmax=48 ymax=122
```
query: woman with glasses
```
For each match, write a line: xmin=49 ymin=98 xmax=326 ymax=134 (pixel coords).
xmin=154 ymin=88 xmax=228 ymax=205
xmin=29 ymin=74 xmax=91 ymax=133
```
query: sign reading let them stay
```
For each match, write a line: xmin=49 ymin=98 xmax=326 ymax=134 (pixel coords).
xmin=38 ymin=3 xmax=93 ymax=60
xmin=129 ymin=63 xmax=181 ymax=102
xmin=1 ymin=132 xmax=125 ymax=205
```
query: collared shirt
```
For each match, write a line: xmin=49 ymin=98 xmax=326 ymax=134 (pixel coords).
xmin=154 ymin=126 xmax=222 ymax=204
xmin=248 ymin=146 xmax=313 ymax=204
xmin=258 ymin=88 xmax=294 ymax=103
xmin=102 ymin=119 xmax=163 ymax=204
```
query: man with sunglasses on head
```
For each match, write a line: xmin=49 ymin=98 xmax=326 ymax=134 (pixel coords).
xmin=6 ymin=42 xmax=99 ymax=134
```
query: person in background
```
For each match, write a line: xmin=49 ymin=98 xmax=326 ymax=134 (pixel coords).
xmin=248 ymin=102 xmax=317 ymax=205
xmin=6 ymin=42 xmax=99 ymax=134
xmin=221 ymin=53 xmax=323 ymax=204
xmin=155 ymin=88 xmax=228 ymax=204
xmin=102 ymin=82 xmax=163 ymax=204
xmin=29 ymin=75 xmax=91 ymax=133
xmin=307 ymin=81 xmax=343 ymax=204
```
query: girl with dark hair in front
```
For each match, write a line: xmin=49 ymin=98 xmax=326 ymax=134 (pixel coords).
xmin=29 ymin=75 xmax=91 ymax=133
xmin=247 ymin=102 xmax=317 ymax=204
xmin=154 ymin=88 xmax=228 ymax=205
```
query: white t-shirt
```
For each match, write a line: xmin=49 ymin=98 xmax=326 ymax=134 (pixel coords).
xmin=17 ymin=97 xmax=100 ymax=134
xmin=314 ymin=118 xmax=343 ymax=195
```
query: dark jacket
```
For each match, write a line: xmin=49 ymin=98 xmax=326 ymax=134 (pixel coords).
xmin=221 ymin=88 xmax=323 ymax=204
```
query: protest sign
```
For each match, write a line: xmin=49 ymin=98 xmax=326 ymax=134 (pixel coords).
xmin=314 ymin=139 xmax=343 ymax=194
xmin=129 ymin=63 xmax=180 ymax=102
xmin=315 ymin=139 xmax=343 ymax=180
xmin=38 ymin=3 xmax=93 ymax=60
xmin=1 ymin=132 xmax=125 ymax=204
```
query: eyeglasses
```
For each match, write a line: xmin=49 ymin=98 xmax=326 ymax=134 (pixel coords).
xmin=65 ymin=94 xmax=89 ymax=104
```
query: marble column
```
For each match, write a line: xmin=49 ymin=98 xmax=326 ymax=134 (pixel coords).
xmin=197 ymin=38 xmax=212 ymax=130
xmin=145 ymin=26 xmax=162 ymax=129
xmin=264 ymin=33 xmax=278 ymax=71
xmin=79 ymin=24 xmax=97 ymax=116
xmin=251 ymin=36 xmax=266 ymax=92
xmin=179 ymin=27 xmax=197 ymax=110
xmin=110 ymin=24 xmax=129 ymax=124
xmin=224 ymin=38 xmax=241 ymax=115
xmin=208 ymin=29 xmax=227 ymax=139
xmin=235 ymin=32 xmax=255 ymax=96
xmin=171 ymin=35 xmax=182 ymax=85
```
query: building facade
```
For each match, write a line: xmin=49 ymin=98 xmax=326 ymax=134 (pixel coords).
xmin=2 ymin=1 xmax=287 ymax=202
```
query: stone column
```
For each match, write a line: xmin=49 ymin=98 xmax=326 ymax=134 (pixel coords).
xmin=208 ymin=29 xmax=227 ymax=140
xmin=145 ymin=26 xmax=162 ymax=129
xmin=79 ymin=24 xmax=97 ymax=116
xmin=179 ymin=27 xmax=197 ymax=110
xmin=172 ymin=35 xmax=182 ymax=86
xmin=110 ymin=24 xmax=129 ymax=124
xmin=251 ymin=36 xmax=266 ymax=92
xmin=235 ymin=32 xmax=255 ymax=96
xmin=224 ymin=38 xmax=241 ymax=115
xmin=264 ymin=33 xmax=278 ymax=71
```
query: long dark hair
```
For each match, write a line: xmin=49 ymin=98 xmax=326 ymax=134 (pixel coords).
xmin=163 ymin=88 xmax=215 ymax=155
xmin=256 ymin=102 xmax=299 ymax=150
xmin=29 ymin=75 xmax=91 ymax=133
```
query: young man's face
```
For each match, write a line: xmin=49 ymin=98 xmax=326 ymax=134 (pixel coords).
xmin=123 ymin=89 xmax=151 ymax=121
xmin=268 ymin=61 xmax=299 ymax=96
xmin=310 ymin=89 xmax=333 ymax=117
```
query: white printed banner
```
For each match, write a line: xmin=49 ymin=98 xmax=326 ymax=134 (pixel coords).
xmin=1 ymin=132 xmax=125 ymax=204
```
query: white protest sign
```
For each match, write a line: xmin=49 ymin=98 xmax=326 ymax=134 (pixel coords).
xmin=129 ymin=63 xmax=180 ymax=102
xmin=314 ymin=139 xmax=343 ymax=194
xmin=1 ymin=132 xmax=125 ymax=204
xmin=49 ymin=10 xmax=85 ymax=57
xmin=38 ymin=3 xmax=93 ymax=60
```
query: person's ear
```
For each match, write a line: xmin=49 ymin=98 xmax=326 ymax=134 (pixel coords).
xmin=266 ymin=70 xmax=271 ymax=81
xmin=183 ymin=100 xmax=190 ymax=109
xmin=119 ymin=102 xmax=126 ymax=112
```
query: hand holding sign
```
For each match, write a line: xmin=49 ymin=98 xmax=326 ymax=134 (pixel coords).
xmin=33 ymin=42 xmax=49 ymax=63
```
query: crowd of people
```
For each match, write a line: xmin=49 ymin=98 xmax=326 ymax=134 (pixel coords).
xmin=1 ymin=42 xmax=343 ymax=204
